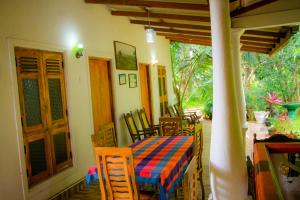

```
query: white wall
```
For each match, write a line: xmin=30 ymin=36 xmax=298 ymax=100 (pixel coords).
xmin=0 ymin=0 xmax=175 ymax=199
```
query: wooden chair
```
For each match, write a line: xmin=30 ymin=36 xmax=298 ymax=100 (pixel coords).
xmin=124 ymin=112 xmax=154 ymax=143
xmin=137 ymin=108 xmax=160 ymax=135
xmin=94 ymin=147 xmax=156 ymax=200
xmin=183 ymin=156 xmax=204 ymax=200
xmin=101 ymin=122 xmax=117 ymax=147
xmin=167 ymin=106 xmax=177 ymax=117
xmin=194 ymin=123 xmax=203 ymax=170
xmin=91 ymin=122 xmax=117 ymax=148
xmin=159 ymin=117 xmax=182 ymax=136
xmin=174 ymin=104 xmax=201 ymax=125
xmin=159 ymin=117 xmax=196 ymax=136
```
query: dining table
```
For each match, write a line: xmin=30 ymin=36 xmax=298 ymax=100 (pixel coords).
xmin=86 ymin=135 xmax=194 ymax=200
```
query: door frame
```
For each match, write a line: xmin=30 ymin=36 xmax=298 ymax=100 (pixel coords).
xmin=88 ymin=56 xmax=116 ymax=135
xmin=139 ymin=63 xmax=153 ymax=124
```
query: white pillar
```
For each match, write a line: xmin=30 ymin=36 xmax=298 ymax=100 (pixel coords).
xmin=209 ymin=0 xmax=248 ymax=199
xmin=231 ymin=29 xmax=248 ymax=140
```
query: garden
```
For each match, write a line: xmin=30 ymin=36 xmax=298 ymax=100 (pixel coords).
xmin=170 ymin=32 xmax=300 ymax=138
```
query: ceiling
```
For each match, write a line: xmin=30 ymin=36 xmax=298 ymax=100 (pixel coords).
xmin=85 ymin=0 xmax=299 ymax=55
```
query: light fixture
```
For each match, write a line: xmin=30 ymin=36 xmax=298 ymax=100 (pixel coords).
xmin=146 ymin=8 xmax=155 ymax=43
xmin=75 ymin=43 xmax=84 ymax=58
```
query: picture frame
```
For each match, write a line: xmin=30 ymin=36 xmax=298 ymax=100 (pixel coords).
xmin=118 ymin=74 xmax=126 ymax=85
xmin=114 ymin=41 xmax=137 ymax=70
xmin=128 ymin=74 xmax=137 ymax=88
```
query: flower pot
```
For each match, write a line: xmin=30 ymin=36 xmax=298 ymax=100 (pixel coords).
xmin=254 ymin=111 xmax=269 ymax=124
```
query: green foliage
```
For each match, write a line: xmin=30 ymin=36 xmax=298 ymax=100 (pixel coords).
xmin=170 ymin=32 xmax=300 ymax=121
xmin=269 ymin=115 xmax=300 ymax=138
xmin=170 ymin=42 xmax=212 ymax=110
xmin=202 ymin=101 xmax=213 ymax=120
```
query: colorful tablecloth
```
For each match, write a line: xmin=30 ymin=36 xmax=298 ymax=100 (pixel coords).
xmin=86 ymin=136 xmax=194 ymax=200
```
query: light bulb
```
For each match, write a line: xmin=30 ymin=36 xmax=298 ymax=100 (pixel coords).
xmin=146 ymin=28 xmax=155 ymax=43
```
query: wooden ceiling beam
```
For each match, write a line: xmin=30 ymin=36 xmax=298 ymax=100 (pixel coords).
xmin=157 ymin=33 xmax=211 ymax=41
xmin=148 ymin=27 xmax=211 ymax=36
xmin=240 ymin=36 xmax=278 ymax=43
xmin=166 ymin=36 xmax=211 ymax=44
xmin=241 ymin=47 xmax=270 ymax=54
xmin=130 ymin=19 xmax=211 ymax=31
xmin=85 ymin=0 xmax=210 ymax=11
xmin=231 ymin=0 xmax=278 ymax=17
xmin=131 ymin=19 xmax=283 ymax=39
xmin=169 ymin=39 xmax=211 ymax=46
xmin=241 ymin=41 xmax=275 ymax=48
xmin=269 ymin=26 xmax=298 ymax=56
xmin=242 ymin=45 xmax=270 ymax=51
xmin=157 ymin=32 xmax=277 ymax=44
xmin=244 ymin=30 xmax=285 ymax=38
xmin=111 ymin=11 xmax=210 ymax=22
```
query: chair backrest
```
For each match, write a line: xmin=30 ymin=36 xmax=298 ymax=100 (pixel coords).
xmin=183 ymin=156 xmax=203 ymax=200
xmin=167 ymin=106 xmax=177 ymax=117
xmin=137 ymin=108 xmax=151 ymax=130
xmin=159 ymin=117 xmax=182 ymax=136
xmin=95 ymin=147 xmax=139 ymax=200
xmin=91 ymin=130 xmax=106 ymax=148
xmin=174 ymin=104 xmax=181 ymax=116
xmin=124 ymin=112 xmax=141 ymax=142
xmin=91 ymin=122 xmax=117 ymax=148
xmin=101 ymin=122 xmax=117 ymax=147
xmin=194 ymin=123 xmax=203 ymax=170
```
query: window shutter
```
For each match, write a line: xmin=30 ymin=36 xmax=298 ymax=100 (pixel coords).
xmin=15 ymin=48 xmax=72 ymax=186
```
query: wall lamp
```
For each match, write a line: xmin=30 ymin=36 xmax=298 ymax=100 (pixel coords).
xmin=75 ymin=43 xmax=84 ymax=58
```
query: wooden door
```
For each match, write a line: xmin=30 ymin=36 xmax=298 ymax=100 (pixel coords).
xmin=158 ymin=65 xmax=168 ymax=117
xmin=139 ymin=63 xmax=152 ymax=123
xmin=15 ymin=47 xmax=72 ymax=186
xmin=89 ymin=58 xmax=114 ymax=135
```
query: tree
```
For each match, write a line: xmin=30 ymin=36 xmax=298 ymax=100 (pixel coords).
xmin=170 ymin=42 xmax=212 ymax=110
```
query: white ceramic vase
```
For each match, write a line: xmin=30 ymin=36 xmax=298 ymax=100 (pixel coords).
xmin=254 ymin=111 xmax=269 ymax=124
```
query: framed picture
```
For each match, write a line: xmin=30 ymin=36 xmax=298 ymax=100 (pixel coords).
xmin=114 ymin=41 xmax=137 ymax=70
xmin=128 ymin=74 xmax=137 ymax=88
xmin=119 ymin=74 xmax=126 ymax=85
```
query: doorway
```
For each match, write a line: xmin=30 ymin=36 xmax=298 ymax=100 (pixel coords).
xmin=89 ymin=58 xmax=115 ymax=134
xmin=139 ymin=63 xmax=153 ymax=123
xmin=157 ymin=65 xmax=168 ymax=117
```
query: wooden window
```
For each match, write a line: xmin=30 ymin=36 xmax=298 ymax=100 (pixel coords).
xmin=157 ymin=65 xmax=168 ymax=116
xmin=15 ymin=47 xmax=72 ymax=186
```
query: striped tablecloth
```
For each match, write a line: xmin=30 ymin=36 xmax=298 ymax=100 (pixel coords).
xmin=130 ymin=136 xmax=194 ymax=200
xmin=86 ymin=136 xmax=194 ymax=200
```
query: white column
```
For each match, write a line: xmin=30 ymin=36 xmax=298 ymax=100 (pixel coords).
xmin=209 ymin=0 xmax=248 ymax=200
xmin=231 ymin=29 xmax=248 ymax=134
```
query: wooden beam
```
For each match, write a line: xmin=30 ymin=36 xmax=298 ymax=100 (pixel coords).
xmin=241 ymin=36 xmax=278 ymax=43
xmin=242 ymin=45 xmax=270 ymax=52
xmin=85 ymin=0 xmax=210 ymax=11
xmin=244 ymin=30 xmax=285 ymax=38
xmin=157 ymin=33 xmax=212 ymax=41
xmin=148 ymin=27 xmax=211 ymax=36
xmin=241 ymin=41 xmax=275 ymax=48
xmin=241 ymin=47 xmax=270 ymax=54
xmin=131 ymin=19 xmax=284 ymax=39
xmin=166 ymin=36 xmax=211 ymax=44
xmin=269 ymin=26 xmax=297 ymax=56
xmin=169 ymin=39 xmax=211 ymax=46
xmin=231 ymin=0 xmax=278 ymax=17
xmin=111 ymin=11 xmax=210 ymax=22
xmin=130 ymin=19 xmax=211 ymax=30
